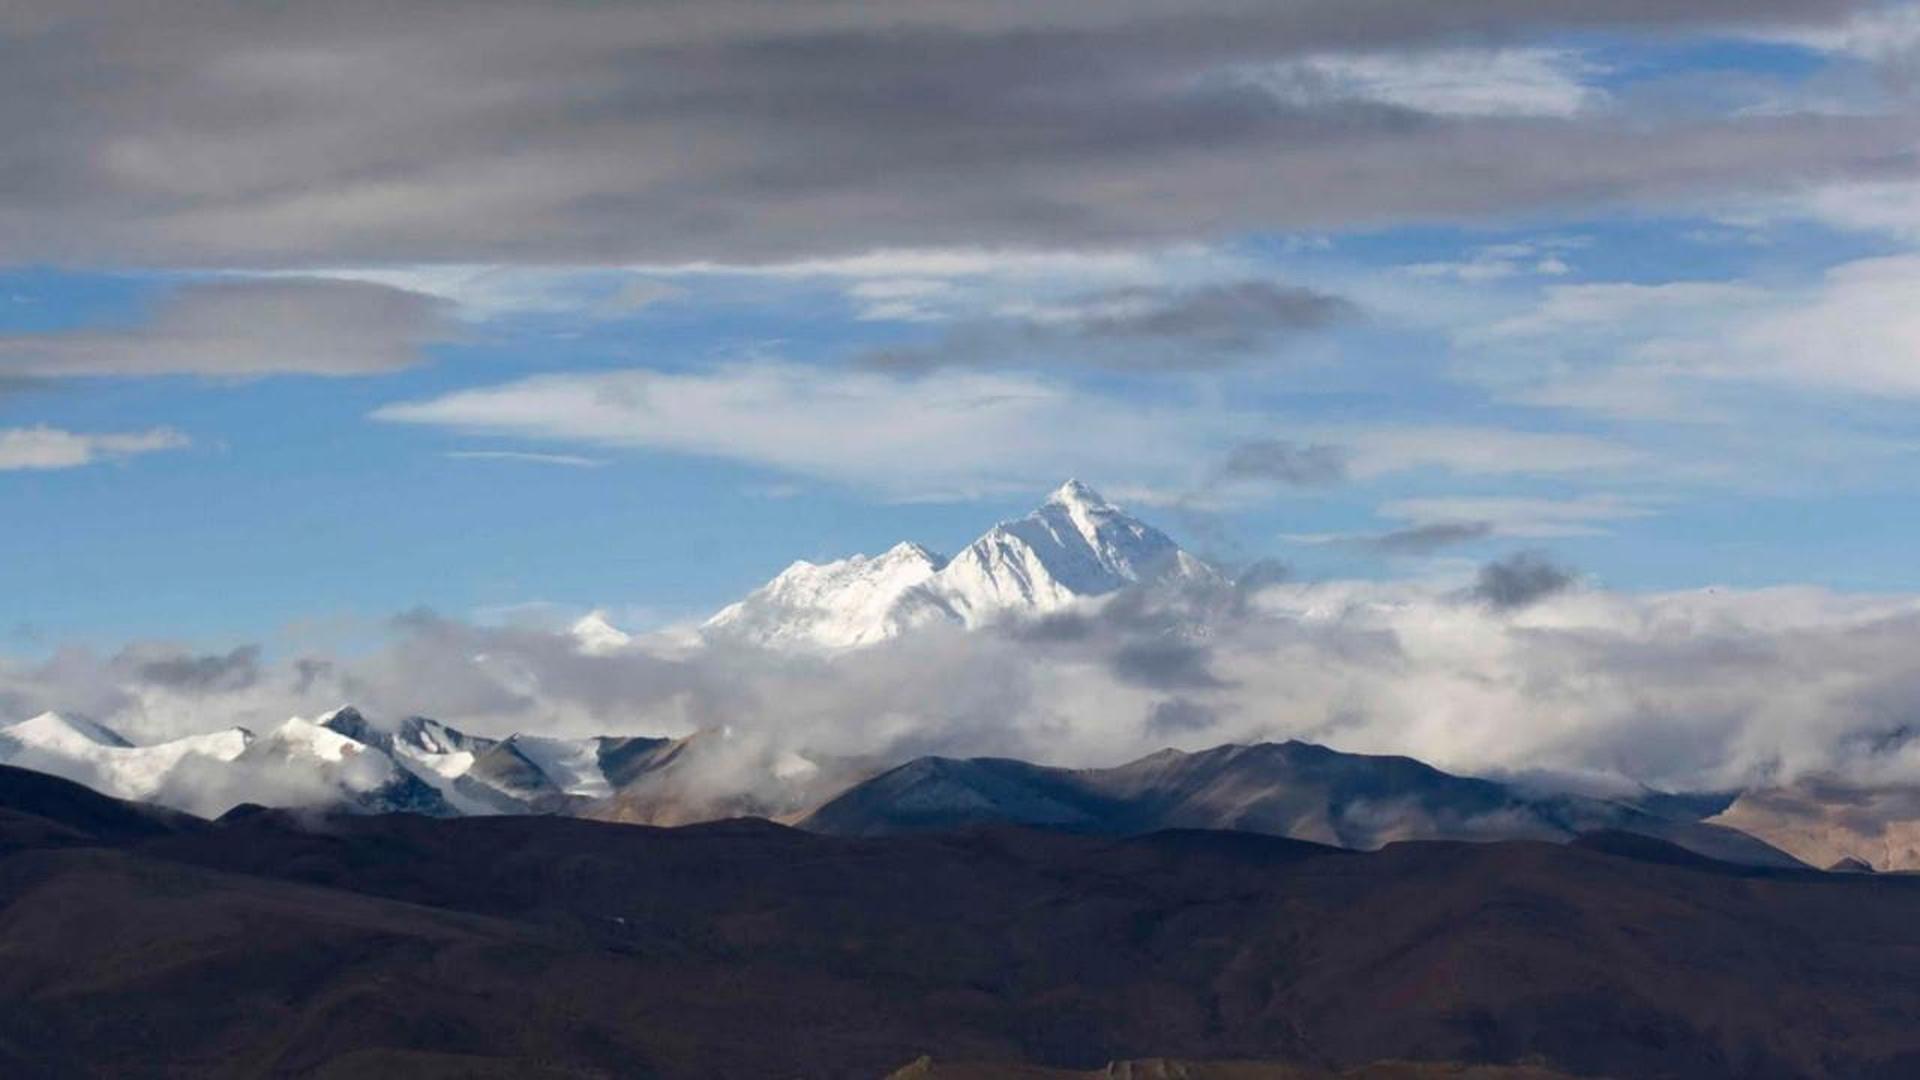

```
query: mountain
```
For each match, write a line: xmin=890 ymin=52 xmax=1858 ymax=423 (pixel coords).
xmin=0 ymin=706 xmax=692 ymax=820
xmin=6 ymin=770 xmax=1920 ymax=1078
xmin=0 ymin=707 xmax=1805 ymax=867
xmin=0 ymin=711 xmax=251 ymax=804
xmin=237 ymin=712 xmax=456 ymax=816
xmin=1708 ymin=775 xmax=1920 ymax=871
xmin=802 ymin=740 xmax=1805 ymax=868
xmin=585 ymin=729 xmax=877 ymax=826
xmin=705 ymin=479 xmax=1216 ymax=649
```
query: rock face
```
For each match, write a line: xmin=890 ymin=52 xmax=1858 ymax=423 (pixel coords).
xmin=4 ymin=768 xmax=1920 ymax=1079
xmin=704 ymin=480 xmax=1216 ymax=650
xmin=1709 ymin=776 xmax=1920 ymax=871
xmin=803 ymin=740 xmax=1805 ymax=869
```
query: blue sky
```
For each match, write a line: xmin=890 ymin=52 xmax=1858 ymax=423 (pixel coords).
xmin=5 ymin=1 xmax=1920 ymax=653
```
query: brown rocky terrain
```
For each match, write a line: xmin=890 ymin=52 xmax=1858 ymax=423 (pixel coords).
xmin=5 ymin=765 xmax=1920 ymax=1078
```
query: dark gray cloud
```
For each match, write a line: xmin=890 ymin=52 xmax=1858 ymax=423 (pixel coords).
xmin=1471 ymin=551 xmax=1578 ymax=609
xmin=1070 ymin=282 xmax=1350 ymax=346
xmin=133 ymin=645 xmax=261 ymax=694
xmin=1148 ymin=698 xmax=1219 ymax=736
xmin=0 ymin=278 xmax=454 ymax=377
xmin=0 ymin=1 xmax=1895 ymax=267
xmin=862 ymin=280 xmax=1351 ymax=373
xmin=1111 ymin=638 xmax=1227 ymax=690
xmin=1340 ymin=520 xmax=1498 ymax=555
xmin=1220 ymin=439 xmax=1351 ymax=486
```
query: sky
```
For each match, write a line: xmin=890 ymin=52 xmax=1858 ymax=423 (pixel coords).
xmin=10 ymin=3 xmax=1920 ymax=784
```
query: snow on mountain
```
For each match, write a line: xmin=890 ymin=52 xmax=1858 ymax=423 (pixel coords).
xmin=238 ymin=712 xmax=454 ymax=815
xmin=0 ymin=712 xmax=251 ymax=803
xmin=704 ymin=480 xmax=1216 ymax=650
xmin=509 ymin=735 xmax=618 ymax=799
xmin=0 ymin=704 xmax=704 ymax=819
xmin=571 ymin=610 xmax=635 ymax=655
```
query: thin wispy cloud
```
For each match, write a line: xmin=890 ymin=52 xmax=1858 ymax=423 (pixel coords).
xmin=373 ymin=363 xmax=1658 ymax=499
xmin=0 ymin=278 xmax=453 ymax=378
xmin=444 ymin=450 xmax=609 ymax=468
xmin=0 ymin=426 xmax=188 ymax=470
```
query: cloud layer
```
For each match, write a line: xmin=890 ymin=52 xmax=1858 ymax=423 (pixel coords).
xmin=0 ymin=278 xmax=452 ymax=377
xmin=15 ymin=568 xmax=1920 ymax=810
xmin=0 ymin=426 xmax=188 ymax=470
xmin=0 ymin=1 xmax=1902 ymax=266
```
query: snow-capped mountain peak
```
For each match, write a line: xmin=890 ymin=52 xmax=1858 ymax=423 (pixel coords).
xmin=703 ymin=480 xmax=1214 ymax=650
xmin=571 ymin=610 xmax=635 ymax=656
xmin=2 ymin=711 xmax=136 ymax=751
xmin=0 ymin=712 xmax=251 ymax=805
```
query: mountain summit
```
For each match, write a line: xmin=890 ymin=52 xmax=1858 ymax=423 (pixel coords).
xmin=704 ymin=480 xmax=1214 ymax=649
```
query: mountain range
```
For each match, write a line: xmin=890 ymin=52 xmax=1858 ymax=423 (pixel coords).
xmin=0 ymin=482 xmax=1902 ymax=871
xmin=0 ymin=705 xmax=1815 ymax=869
xmin=702 ymin=479 xmax=1216 ymax=649
xmin=800 ymin=740 xmax=1801 ymax=867
xmin=6 ymin=764 xmax=1920 ymax=1078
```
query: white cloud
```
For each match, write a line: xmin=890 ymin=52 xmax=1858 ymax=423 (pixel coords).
xmin=1340 ymin=426 xmax=1646 ymax=477
xmin=17 ymin=578 xmax=1920 ymax=806
xmin=1459 ymin=255 xmax=1920 ymax=406
xmin=1380 ymin=494 xmax=1657 ymax=538
xmin=0 ymin=426 xmax=189 ymax=471
xmin=373 ymin=362 xmax=1219 ymax=500
xmin=1252 ymin=47 xmax=1607 ymax=118
xmin=375 ymin=362 xmax=1652 ymax=498
xmin=1737 ymin=254 xmax=1920 ymax=396
xmin=291 ymin=266 xmax=686 ymax=321
xmin=1795 ymin=181 xmax=1920 ymax=240
xmin=1402 ymin=239 xmax=1583 ymax=282
xmin=443 ymin=450 xmax=608 ymax=468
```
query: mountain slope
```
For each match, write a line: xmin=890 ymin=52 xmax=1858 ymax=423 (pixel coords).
xmin=803 ymin=740 xmax=1806 ymax=868
xmin=0 ymin=712 xmax=251 ymax=804
xmin=5 ymin=785 xmax=1920 ymax=1078
xmin=1709 ymin=776 xmax=1920 ymax=871
xmin=705 ymin=480 xmax=1215 ymax=650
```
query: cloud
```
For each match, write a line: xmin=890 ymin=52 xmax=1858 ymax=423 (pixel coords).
xmin=1402 ymin=239 xmax=1584 ymax=281
xmin=372 ymin=362 xmax=1221 ymax=499
xmin=1363 ymin=521 xmax=1499 ymax=555
xmin=22 ymin=575 xmax=1920 ymax=810
xmin=1342 ymin=426 xmax=1646 ymax=477
xmin=443 ymin=450 xmax=608 ymax=468
xmin=0 ymin=426 xmax=188 ymax=470
xmin=0 ymin=1 xmax=1897 ymax=267
xmin=1110 ymin=637 xmax=1228 ymax=691
xmin=1219 ymin=439 xmax=1351 ymax=486
xmin=861 ymin=280 xmax=1352 ymax=373
xmin=1739 ymin=255 xmax=1920 ymax=396
xmin=1253 ymin=47 xmax=1607 ymax=118
xmin=1284 ymin=520 xmax=1496 ymax=556
xmin=1467 ymin=255 xmax=1920 ymax=405
xmin=374 ymin=361 xmax=1647 ymax=498
xmin=0 ymin=278 xmax=453 ymax=377
xmin=1470 ymin=551 xmax=1579 ymax=609
xmin=1380 ymin=494 xmax=1656 ymax=538
xmin=132 ymin=645 xmax=261 ymax=694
